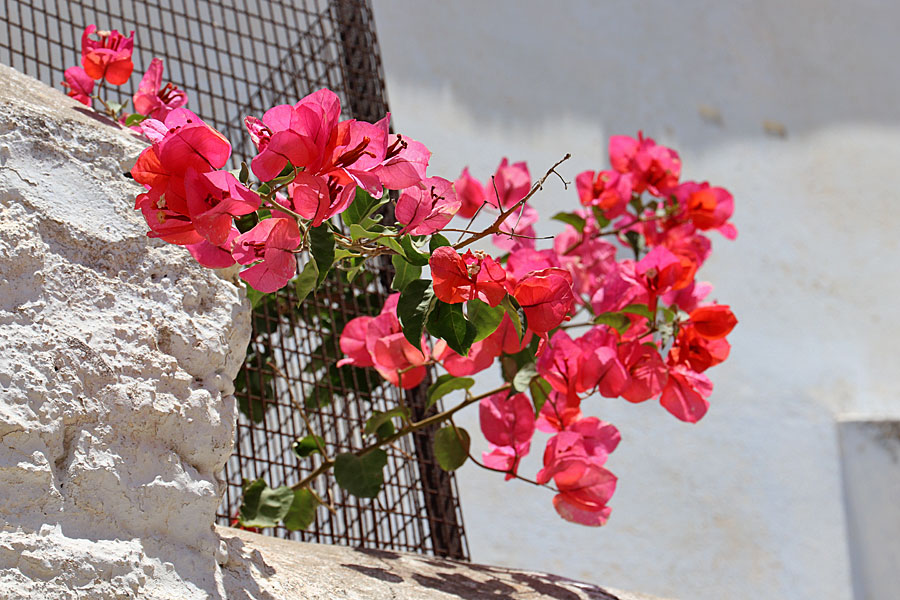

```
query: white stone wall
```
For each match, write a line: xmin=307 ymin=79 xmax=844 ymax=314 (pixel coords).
xmin=371 ymin=1 xmax=900 ymax=599
xmin=0 ymin=63 xmax=250 ymax=599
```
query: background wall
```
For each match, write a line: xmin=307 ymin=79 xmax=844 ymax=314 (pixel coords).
xmin=371 ymin=2 xmax=900 ymax=599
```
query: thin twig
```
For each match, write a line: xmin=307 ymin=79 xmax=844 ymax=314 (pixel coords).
xmin=454 ymin=154 xmax=571 ymax=251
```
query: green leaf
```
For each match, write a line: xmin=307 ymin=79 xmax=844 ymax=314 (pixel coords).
xmin=512 ymin=362 xmax=538 ymax=393
xmin=283 ymin=488 xmax=319 ymax=531
xmin=466 ymin=298 xmax=504 ymax=342
xmin=375 ymin=419 xmax=395 ymax=439
xmin=529 ymin=377 xmax=553 ymax=416
xmin=245 ymin=285 xmax=267 ymax=309
xmin=292 ymin=435 xmax=325 ymax=458
xmin=238 ymin=161 xmax=250 ymax=184
xmin=294 ymin=259 xmax=319 ymax=305
xmin=552 ymin=212 xmax=587 ymax=231
xmin=622 ymin=304 xmax=654 ymax=320
xmin=349 ymin=224 xmax=403 ymax=254
xmin=391 ymin=254 xmax=422 ymax=292
xmin=429 ymin=233 xmax=451 ymax=252
xmin=342 ymin=188 xmax=377 ymax=226
xmin=397 ymin=279 xmax=435 ymax=351
xmin=309 ymin=224 xmax=335 ymax=286
xmin=399 ymin=235 xmax=430 ymax=266
xmin=426 ymin=374 xmax=475 ymax=410
xmin=427 ymin=300 xmax=477 ymax=356
xmin=499 ymin=295 xmax=527 ymax=341
xmin=239 ymin=479 xmax=295 ymax=528
xmin=123 ymin=113 xmax=147 ymax=127
xmin=364 ymin=408 xmax=409 ymax=436
xmin=591 ymin=206 xmax=611 ymax=229
xmin=433 ymin=426 xmax=470 ymax=471
xmin=334 ymin=450 xmax=388 ymax=498
xmin=593 ymin=312 xmax=631 ymax=334
xmin=106 ymin=101 xmax=125 ymax=115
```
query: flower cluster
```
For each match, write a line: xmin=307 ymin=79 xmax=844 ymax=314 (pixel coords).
xmin=65 ymin=25 xmax=737 ymax=532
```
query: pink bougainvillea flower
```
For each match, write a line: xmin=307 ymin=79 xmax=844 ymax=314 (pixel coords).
xmin=479 ymin=391 xmax=536 ymax=448
xmin=536 ymin=430 xmax=618 ymax=526
xmin=337 ymin=316 xmax=376 ymax=368
xmin=668 ymin=324 xmax=730 ymax=373
xmin=370 ymin=116 xmax=431 ymax=190
xmin=232 ymin=218 xmax=302 ymax=293
xmin=151 ymin=108 xmax=232 ymax=176
xmin=674 ymin=181 xmax=737 ymax=239
xmin=247 ymin=89 xmax=342 ymax=182
xmin=636 ymin=246 xmax=685 ymax=298
xmin=551 ymin=461 xmax=617 ymax=527
xmin=536 ymin=390 xmax=582 ymax=433
xmin=288 ymin=172 xmax=355 ymax=227
xmin=486 ymin=313 xmax=533 ymax=355
xmin=133 ymin=57 xmax=188 ymax=121
xmin=396 ymin=176 xmax=460 ymax=235
xmin=454 ymin=167 xmax=487 ymax=219
xmin=589 ymin=259 xmax=648 ymax=315
xmin=568 ymin=417 xmax=621 ymax=463
xmin=430 ymin=247 xmax=509 ymax=307
xmin=618 ymin=340 xmax=667 ymax=403
xmin=62 ymin=66 xmax=94 ymax=106
xmin=505 ymin=248 xmax=560 ymax=287
xmin=513 ymin=268 xmax=575 ymax=333
xmin=186 ymin=227 xmax=239 ymax=269
xmin=184 ymin=169 xmax=260 ymax=245
xmin=434 ymin=337 xmax=500 ymax=377
xmin=689 ymin=304 xmax=738 ymax=340
xmin=483 ymin=442 xmax=531 ymax=481
xmin=80 ymin=25 xmax=134 ymax=85
xmin=575 ymin=169 xmax=634 ymax=219
xmin=337 ymin=294 xmax=428 ymax=388
xmin=575 ymin=326 xmax=629 ymax=398
xmin=659 ymin=364 xmax=713 ymax=423
xmin=537 ymin=330 xmax=582 ymax=397
xmin=491 ymin=158 xmax=531 ymax=209
xmin=661 ymin=280 xmax=712 ymax=314
xmin=609 ymin=132 xmax=681 ymax=196
xmin=137 ymin=189 xmax=202 ymax=245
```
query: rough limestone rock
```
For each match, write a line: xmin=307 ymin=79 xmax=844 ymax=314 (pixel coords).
xmin=0 ymin=63 xmax=251 ymax=598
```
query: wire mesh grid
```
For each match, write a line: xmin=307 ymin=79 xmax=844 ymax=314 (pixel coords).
xmin=1 ymin=0 xmax=468 ymax=559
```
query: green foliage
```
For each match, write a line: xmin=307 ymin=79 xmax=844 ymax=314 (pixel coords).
xmin=466 ymin=298 xmax=504 ymax=342
xmin=512 ymin=361 xmax=539 ymax=393
xmin=364 ymin=408 xmax=409 ymax=437
xmin=434 ymin=426 xmax=470 ymax=471
xmin=426 ymin=374 xmax=475 ymax=410
xmin=391 ymin=254 xmax=421 ymax=292
xmin=309 ymin=224 xmax=335 ymax=286
xmin=283 ymin=488 xmax=319 ymax=531
xmin=334 ymin=450 xmax=388 ymax=498
xmin=292 ymin=435 xmax=325 ymax=458
xmin=239 ymin=479 xmax=294 ymax=528
xmin=552 ymin=211 xmax=586 ymax=231
xmin=529 ymin=377 xmax=553 ymax=416
xmin=399 ymin=235 xmax=430 ymax=266
xmin=499 ymin=295 xmax=527 ymax=341
xmin=429 ymin=233 xmax=451 ymax=252
xmin=427 ymin=300 xmax=477 ymax=356
xmin=397 ymin=279 xmax=435 ymax=351
xmin=294 ymin=259 xmax=319 ymax=304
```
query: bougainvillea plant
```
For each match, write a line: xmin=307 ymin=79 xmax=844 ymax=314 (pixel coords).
xmin=66 ymin=26 xmax=737 ymax=530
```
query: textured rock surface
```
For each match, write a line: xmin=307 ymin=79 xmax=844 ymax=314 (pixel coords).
xmin=0 ymin=63 xmax=251 ymax=598
xmin=217 ymin=526 xmax=671 ymax=600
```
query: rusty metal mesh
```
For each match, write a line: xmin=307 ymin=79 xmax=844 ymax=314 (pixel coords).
xmin=1 ymin=0 xmax=469 ymax=559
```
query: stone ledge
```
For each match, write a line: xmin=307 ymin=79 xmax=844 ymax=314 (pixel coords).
xmin=218 ymin=526 xmax=671 ymax=600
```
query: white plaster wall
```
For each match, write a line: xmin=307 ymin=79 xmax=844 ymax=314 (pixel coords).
xmin=371 ymin=2 xmax=900 ymax=599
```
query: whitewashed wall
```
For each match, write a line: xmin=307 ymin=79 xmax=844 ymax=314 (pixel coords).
xmin=371 ymin=2 xmax=900 ymax=599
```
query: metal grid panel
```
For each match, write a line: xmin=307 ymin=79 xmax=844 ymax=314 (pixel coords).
xmin=1 ymin=0 xmax=468 ymax=559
